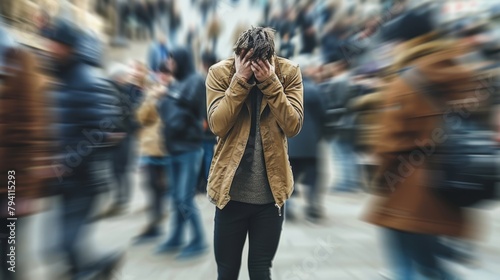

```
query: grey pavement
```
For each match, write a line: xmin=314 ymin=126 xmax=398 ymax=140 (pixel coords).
xmin=22 ymin=174 xmax=500 ymax=280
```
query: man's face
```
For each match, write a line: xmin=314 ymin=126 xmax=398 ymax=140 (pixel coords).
xmin=47 ymin=40 xmax=72 ymax=63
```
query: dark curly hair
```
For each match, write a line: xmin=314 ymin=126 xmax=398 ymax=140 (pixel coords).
xmin=233 ymin=26 xmax=276 ymax=62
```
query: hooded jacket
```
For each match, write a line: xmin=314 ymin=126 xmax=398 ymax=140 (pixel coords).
xmin=159 ymin=48 xmax=206 ymax=154
xmin=52 ymin=30 xmax=124 ymax=184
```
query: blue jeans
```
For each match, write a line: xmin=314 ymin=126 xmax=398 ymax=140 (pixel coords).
xmin=383 ymin=228 xmax=458 ymax=280
xmin=330 ymin=138 xmax=359 ymax=191
xmin=164 ymin=148 xmax=205 ymax=248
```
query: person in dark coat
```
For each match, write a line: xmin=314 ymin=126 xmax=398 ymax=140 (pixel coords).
xmin=286 ymin=60 xmax=326 ymax=222
xmin=46 ymin=19 xmax=124 ymax=279
xmin=156 ymin=47 xmax=207 ymax=259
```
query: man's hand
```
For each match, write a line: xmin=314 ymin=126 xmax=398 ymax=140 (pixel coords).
xmin=235 ymin=49 xmax=254 ymax=82
xmin=251 ymin=59 xmax=275 ymax=83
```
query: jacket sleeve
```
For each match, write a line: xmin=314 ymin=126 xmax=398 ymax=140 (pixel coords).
xmin=206 ymin=67 xmax=254 ymax=138
xmin=257 ymin=65 xmax=304 ymax=137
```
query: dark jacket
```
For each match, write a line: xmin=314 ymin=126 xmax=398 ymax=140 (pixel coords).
xmin=159 ymin=48 xmax=205 ymax=154
xmin=108 ymin=81 xmax=143 ymax=134
xmin=52 ymin=31 xmax=124 ymax=177
xmin=288 ymin=77 xmax=325 ymax=158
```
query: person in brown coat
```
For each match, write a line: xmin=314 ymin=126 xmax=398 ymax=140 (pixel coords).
xmin=363 ymin=8 xmax=488 ymax=280
xmin=0 ymin=31 xmax=53 ymax=279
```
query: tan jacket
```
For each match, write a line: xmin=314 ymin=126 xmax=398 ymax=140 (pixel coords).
xmin=136 ymin=89 xmax=167 ymax=157
xmin=206 ymin=56 xmax=304 ymax=209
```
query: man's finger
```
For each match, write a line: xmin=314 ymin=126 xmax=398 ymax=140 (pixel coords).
xmin=252 ymin=61 xmax=262 ymax=73
xmin=240 ymin=49 xmax=249 ymax=60
xmin=257 ymin=59 xmax=268 ymax=70
xmin=243 ymin=49 xmax=254 ymax=62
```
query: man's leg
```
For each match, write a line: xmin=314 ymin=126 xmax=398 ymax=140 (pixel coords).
xmin=60 ymin=184 xmax=97 ymax=276
xmin=157 ymin=155 xmax=184 ymax=251
xmin=214 ymin=201 xmax=250 ymax=280
xmin=411 ymin=233 xmax=457 ymax=280
xmin=247 ymin=203 xmax=284 ymax=280
xmin=175 ymin=149 xmax=206 ymax=257
xmin=302 ymin=158 xmax=322 ymax=220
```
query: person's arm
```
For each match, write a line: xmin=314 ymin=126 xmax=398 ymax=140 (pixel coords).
xmin=255 ymin=61 xmax=304 ymax=137
xmin=207 ymin=50 xmax=255 ymax=138
xmin=206 ymin=68 xmax=254 ymax=138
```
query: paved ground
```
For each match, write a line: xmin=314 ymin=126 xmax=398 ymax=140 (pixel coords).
xmin=22 ymin=175 xmax=500 ymax=280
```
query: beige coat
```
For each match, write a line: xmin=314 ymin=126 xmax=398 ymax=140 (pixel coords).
xmin=206 ymin=56 xmax=304 ymax=209
xmin=136 ymin=88 xmax=167 ymax=157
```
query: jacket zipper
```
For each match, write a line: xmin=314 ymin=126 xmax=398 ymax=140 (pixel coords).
xmin=275 ymin=203 xmax=282 ymax=216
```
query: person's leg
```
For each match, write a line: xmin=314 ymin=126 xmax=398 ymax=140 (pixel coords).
xmin=411 ymin=233 xmax=457 ymax=280
xmin=135 ymin=162 xmax=165 ymax=241
xmin=383 ymin=228 xmax=415 ymax=280
xmin=330 ymin=138 xmax=346 ymax=191
xmin=157 ymin=155 xmax=184 ymax=252
xmin=176 ymin=149 xmax=206 ymax=257
xmin=214 ymin=201 xmax=251 ymax=280
xmin=247 ymin=203 xmax=285 ymax=280
xmin=287 ymin=158 xmax=305 ymax=220
xmin=151 ymin=163 xmax=167 ymax=225
xmin=302 ymin=158 xmax=322 ymax=220
xmin=61 ymin=186 xmax=98 ymax=276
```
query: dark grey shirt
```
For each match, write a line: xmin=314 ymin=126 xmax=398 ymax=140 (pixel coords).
xmin=229 ymin=86 xmax=275 ymax=205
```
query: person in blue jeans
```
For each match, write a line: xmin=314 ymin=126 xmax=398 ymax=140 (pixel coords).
xmin=156 ymin=47 xmax=207 ymax=259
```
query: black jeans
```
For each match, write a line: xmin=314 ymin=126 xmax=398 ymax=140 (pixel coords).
xmin=289 ymin=158 xmax=320 ymax=217
xmin=214 ymin=201 xmax=284 ymax=280
xmin=143 ymin=161 xmax=167 ymax=226
xmin=112 ymin=135 xmax=136 ymax=206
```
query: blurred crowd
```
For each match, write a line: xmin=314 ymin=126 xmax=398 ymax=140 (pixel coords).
xmin=2 ymin=0 xmax=500 ymax=279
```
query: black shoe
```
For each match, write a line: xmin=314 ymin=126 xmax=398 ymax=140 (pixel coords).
xmin=92 ymin=205 xmax=126 ymax=221
xmin=133 ymin=226 xmax=162 ymax=245
xmin=94 ymin=252 xmax=125 ymax=280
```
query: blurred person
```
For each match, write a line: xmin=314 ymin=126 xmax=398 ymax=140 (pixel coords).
xmin=99 ymin=61 xmax=146 ymax=218
xmin=155 ymin=47 xmax=208 ymax=259
xmin=134 ymin=63 xmax=174 ymax=243
xmin=156 ymin=0 xmax=170 ymax=34
xmin=286 ymin=57 xmax=326 ymax=223
xmin=206 ymin=27 xmax=303 ymax=279
xmin=135 ymin=0 xmax=156 ymax=40
xmin=45 ymin=19 xmax=125 ymax=279
xmin=363 ymin=8 xmax=485 ymax=280
xmin=0 ymin=26 xmax=53 ymax=280
xmin=207 ymin=15 xmax=222 ymax=54
xmin=148 ymin=34 xmax=170 ymax=72
xmin=168 ymin=0 xmax=182 ymax=45
xmin=199 ymin=0 xmax=216 ymax=25
xmin=296 ymin=0 xmax=317 ymax=54
xmin=348 ymin=68 xmax=384 ymax=189
xmin=278 ymin=31 xmax=296 ymax=59
xmin=320 ymin=59 xmax=361 ymax=193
